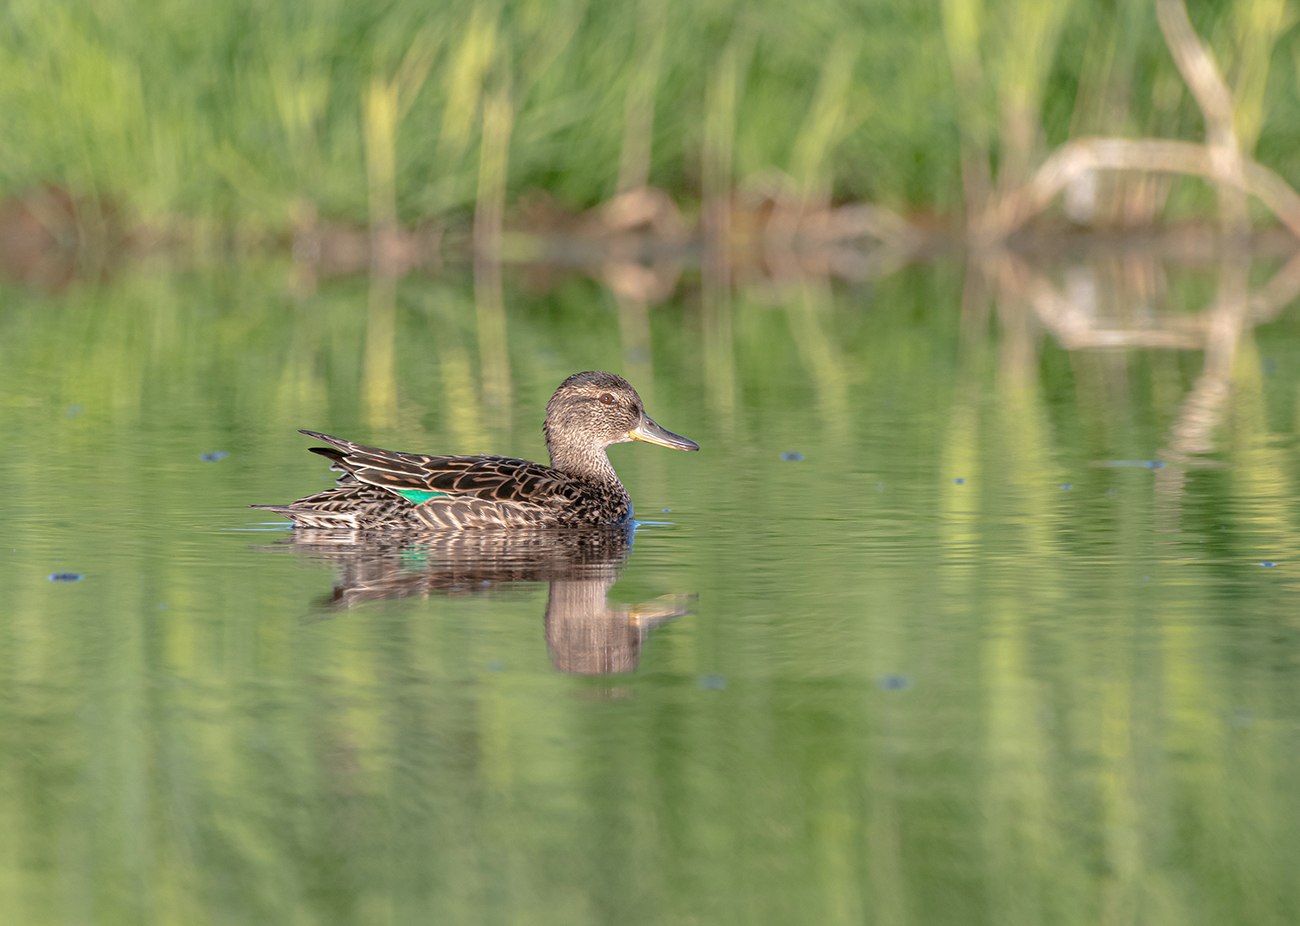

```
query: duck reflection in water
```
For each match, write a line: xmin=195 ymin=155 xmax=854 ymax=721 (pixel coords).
xmin=269 ymin=526 xmax=694 ymax=676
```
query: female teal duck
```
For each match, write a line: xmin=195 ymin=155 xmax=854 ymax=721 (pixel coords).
xmin=253 ymin=371 xmax=698 ymax=530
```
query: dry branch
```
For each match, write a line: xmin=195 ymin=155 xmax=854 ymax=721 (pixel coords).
xmin=979 ymin=138 xmax=1300 ymax=241
xmin=976 ymin=0 xmax=1300 ymax=243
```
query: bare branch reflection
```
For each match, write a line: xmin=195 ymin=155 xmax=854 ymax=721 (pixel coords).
xmin=982 ymin=245 xmax=1300 ymax=531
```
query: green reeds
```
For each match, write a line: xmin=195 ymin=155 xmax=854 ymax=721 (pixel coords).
xmin=1 ymin=0 xmax=1299 ymax=236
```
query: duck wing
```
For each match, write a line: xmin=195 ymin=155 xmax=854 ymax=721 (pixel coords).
xmin=300 ymin=430 xmax=572 ymax=505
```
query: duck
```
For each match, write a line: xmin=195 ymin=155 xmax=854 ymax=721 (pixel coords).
xmin=252 ymin=371 xmax=699 ymax=530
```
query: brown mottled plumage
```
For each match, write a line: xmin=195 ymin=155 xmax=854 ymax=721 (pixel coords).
xmin=252 ymin=371 xmax=699 ymax=529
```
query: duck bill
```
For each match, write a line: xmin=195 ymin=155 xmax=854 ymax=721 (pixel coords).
xmin=629 ymin=415 xmax=699 ymax=452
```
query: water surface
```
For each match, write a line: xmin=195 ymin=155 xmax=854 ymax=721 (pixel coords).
xmin=2 ymin=258 xmax=1298 ymax=925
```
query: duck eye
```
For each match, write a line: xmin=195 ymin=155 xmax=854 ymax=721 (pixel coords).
xmin=598 ymin=393 xmax=616 ymax=406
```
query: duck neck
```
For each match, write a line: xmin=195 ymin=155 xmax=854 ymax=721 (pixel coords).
xmin=546 ymin=430 xmax=622 ymax=487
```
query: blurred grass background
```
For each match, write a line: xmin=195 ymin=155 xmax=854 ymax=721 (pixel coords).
xmin=1 ymin=0 xmax=1296 ymax=233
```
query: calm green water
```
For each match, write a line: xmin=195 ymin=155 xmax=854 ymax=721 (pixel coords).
xmin=2 ymin=259 xmax=1299 ymax=925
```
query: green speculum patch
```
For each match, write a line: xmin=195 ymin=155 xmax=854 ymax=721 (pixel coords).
xmin=393 ymin=488 xmax=446 ymax=505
